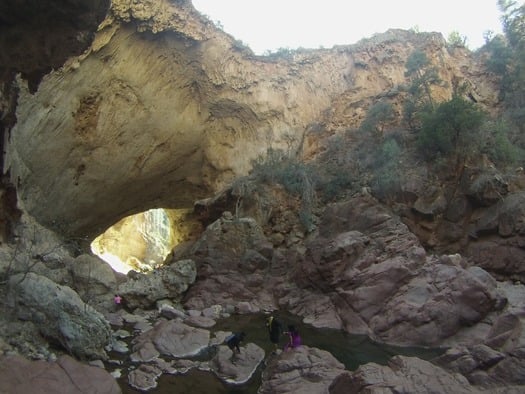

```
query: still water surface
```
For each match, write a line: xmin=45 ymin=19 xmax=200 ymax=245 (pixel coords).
xmin=119 ymin=311 xmax=444 ymax=393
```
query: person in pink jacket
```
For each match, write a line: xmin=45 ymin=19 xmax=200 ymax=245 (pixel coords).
xmin=284 ymin=325 xmax=302 ymax=351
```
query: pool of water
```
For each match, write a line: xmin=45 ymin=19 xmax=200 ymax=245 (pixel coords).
xmin=118 ymin=311 xmax=445 ymax=393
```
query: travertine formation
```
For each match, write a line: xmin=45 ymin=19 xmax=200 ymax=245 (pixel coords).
xmin=2 ymin=0 xmax=498 ymax=238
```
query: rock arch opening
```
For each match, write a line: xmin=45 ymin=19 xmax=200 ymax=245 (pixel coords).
xmin=91 ymin=208 xmax=197 ymax=274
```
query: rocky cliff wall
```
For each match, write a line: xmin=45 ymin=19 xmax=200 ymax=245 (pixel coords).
xmin=2 ymin=0 xmax=499 ymax=238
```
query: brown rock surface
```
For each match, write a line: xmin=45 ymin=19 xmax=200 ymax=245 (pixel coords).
xmin=330 ymin=355 xmax=478 ymax=394
xmin=259 ymin=346 xmax=347 ymax=394
xmin=131 ymin=319 xmax=210 ymax=360
xmin=0 ymin=354 xmax=120 ymax=394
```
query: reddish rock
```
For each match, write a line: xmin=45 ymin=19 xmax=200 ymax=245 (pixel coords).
xmin=0 ymin=354 xmax=120 ymax=394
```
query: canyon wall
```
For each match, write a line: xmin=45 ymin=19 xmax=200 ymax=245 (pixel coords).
xmin=2 ymin=0 xmax=499 ymax=238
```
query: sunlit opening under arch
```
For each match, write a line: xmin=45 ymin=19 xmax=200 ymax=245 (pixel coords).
xmin=91 ymin=208 xmax=192 ymax=274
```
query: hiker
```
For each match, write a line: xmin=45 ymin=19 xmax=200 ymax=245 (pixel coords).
xmin=114 ymin=294 xmax=122 ymax=310
xmin=266 ymin=315 xmax=282 ymax=351
xmin=226 ymin=332 xmax=246 ymax=354
xmin=283 ymin=325 xmax=302 ymax=351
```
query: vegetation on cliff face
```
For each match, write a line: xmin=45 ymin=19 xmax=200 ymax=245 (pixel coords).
xmin=235 ymin=1 xmax=525 ymax=258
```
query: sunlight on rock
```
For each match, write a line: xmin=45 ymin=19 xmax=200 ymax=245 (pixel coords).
xmin=91 ymin=208 xmax=187 ymax=274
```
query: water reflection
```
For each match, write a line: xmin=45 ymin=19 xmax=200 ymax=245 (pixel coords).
xmin=118 ymin=311 xmax=445 ymax=393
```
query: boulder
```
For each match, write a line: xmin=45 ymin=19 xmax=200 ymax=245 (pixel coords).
xmin=7 ymin=272 xmax=111 ymax=360
xmin=131 ymin=320 xmax=210 ymax=361
xmin=368 ymin=261 xmax=499 ymax=346
xmin=209 ymin=343 xmax=265 ymax=385
xmin=330 ymin=355 xmax=477 ymax=394
xmin=467 ymin=191 xmax=525 ymax=281
xmin=0 ymin=354 xmax=120 ymax=394
xmin=69 ymin=253 xmax=117 ymax=297
xmin=190 ymin=214 xmax=273 ymax=273
xmin=118 ymin=259 xmax=196 ymax=309
xmin=465 ymin=171 xmax=508 ymax=207
xmin=259 ymin=346 xmax=346 ymax=394
xmin=128 ymin=363 xmax=163 ymax=392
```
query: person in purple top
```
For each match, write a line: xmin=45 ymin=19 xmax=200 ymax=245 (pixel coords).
xmin=284 ymin=325 xmax=302 ymax=351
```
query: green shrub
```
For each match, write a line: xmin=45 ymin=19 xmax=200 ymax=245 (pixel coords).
xmin=359 ymin=102 xmax=394 ymax=139
xmin=482 ymin=119 xmax=522 ymax=166
xmin=251 ymin=148 xmax=317 ymax=230
xmin=371 ymin=163 xmax=401 ymax=200
xmin=417 ymin=95 xmax=485 ymax=161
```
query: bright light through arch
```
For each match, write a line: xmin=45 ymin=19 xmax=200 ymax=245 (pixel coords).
xmin=91 ymin=208 xmax=190 ymax=274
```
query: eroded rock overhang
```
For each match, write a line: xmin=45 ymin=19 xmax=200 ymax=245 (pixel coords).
xmin=2 ymin=0 xmax=497 ymax=240
xmin=3 ymin=0 xmax=355 ymax=238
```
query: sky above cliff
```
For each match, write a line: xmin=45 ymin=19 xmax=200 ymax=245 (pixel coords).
xmin=192 ymin=0 xmax=504 ymax=54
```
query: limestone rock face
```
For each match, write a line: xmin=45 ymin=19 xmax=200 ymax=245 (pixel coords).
xmin=2 ymin=0 xmax=498 ymax=238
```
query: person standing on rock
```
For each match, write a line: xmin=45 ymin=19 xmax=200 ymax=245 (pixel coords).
xmin=226 ymin=332 xmax=246 ymax=354
xmin=283 ymin=325 xmax=302 ymax=351
xmin=266 ymin=315 xmax=282 ymax=352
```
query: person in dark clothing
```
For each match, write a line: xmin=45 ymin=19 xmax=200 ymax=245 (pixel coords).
xmin=225 ymin=332 xmax=246 ymax=354
xmin=266 ymin=315 xmax=282 ymax=351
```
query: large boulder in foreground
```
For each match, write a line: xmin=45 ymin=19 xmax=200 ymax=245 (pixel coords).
xmin=7 ymin=272 xmax=111 ymax=360
xmin=131 ymin=319 xmax=210 ymax=361
xmin=290 ymin=196 xmax=503 ymax=346
xmin=330 ymin=355 xmax=479 ymax=394
xmin=209 ymin=343 xmax=265 ymax=385
xmin=0 ymin=354 xmax=120 ymax=394
xmin=259 ymin=346 xmax=346 ymax=394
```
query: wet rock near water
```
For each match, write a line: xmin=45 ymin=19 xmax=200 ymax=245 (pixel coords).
xmin=259 ymin=346 xmax=346 ymax=394
xmin=131 ymin=319 xmax=210 ymax=361
xmin=367 ymin=261 xmax=503 ymax=346
xmin=332 ymin=354 xmax=525 ymax=394
xmin=279 ymin=196 xmax=505 ymax=346
xmin=209 ymin=343 xmax=265 ymax=384
xmin=0 ymin=354 xmax=121 ymax=394
xmin=330 ymin=355 xmax=478 ymax=394
xmin=128 ymin=363 xmax=164 ymax=391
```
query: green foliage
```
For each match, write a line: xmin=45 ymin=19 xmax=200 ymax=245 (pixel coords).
xmin=371 ymin=164 xmax=401 ymax=201
xmin=314 ymin=135 xmax=357 ymax=202
xmin=263 ymin=47 xmax=295 ymax=59
xmin=484 ymin=35 xmax=512 ymax=76
xmin=251 ymin=148 xmax=316 ymax=230
xmin=403 ymin=50 xmax=441 ymax=130
xmin=317 ymin=169 xmax=353 ymax=201
xmin=417 ymin=95 xmax=485 ymax=160
xmin=359 ymin=101 xmax=394 ymax=138
xmin=484 ymin=1 xmax=525 ymax=134
xmin=481 ymin=119 xmax=523 ymax=166
xmin=499 ymin=0 xmax=525 ymax=51
xmin=447 ymin=31 xmax=467 ymax=47
xmin=379 ymin=138 xmax=402 ymax=166
xmin=251 ymin=149 xmax=308 ymax=195
xmin=370 ymin=137 xmax=403 ymax=200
